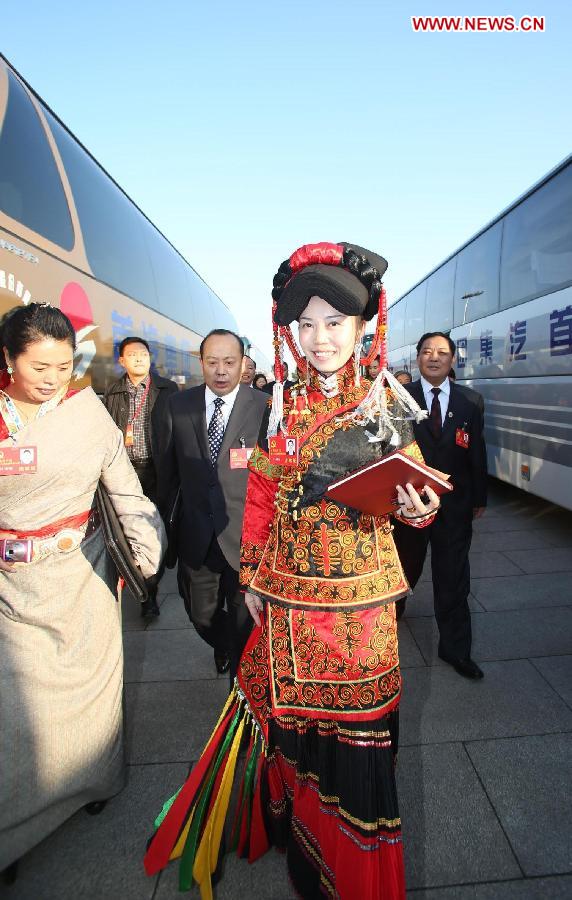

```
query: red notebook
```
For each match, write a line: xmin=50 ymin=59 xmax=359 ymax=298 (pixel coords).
xmin=326 ymin=449 xmax=453 ymax=516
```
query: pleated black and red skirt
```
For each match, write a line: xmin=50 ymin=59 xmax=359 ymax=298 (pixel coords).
xmin=144 ymin=621 xmax=406 ymax=900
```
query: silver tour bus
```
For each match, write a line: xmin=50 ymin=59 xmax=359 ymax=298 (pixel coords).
xmin=386 ymin=155 xmax=572 ymax=510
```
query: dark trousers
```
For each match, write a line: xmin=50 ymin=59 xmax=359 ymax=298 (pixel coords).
xmin=393 ymin=510 xmax=473 ymax=660
xmin=177 ymin=537 xmax=252 ymax=681
xmin=132 ymin=459 xmax=163 ymax=602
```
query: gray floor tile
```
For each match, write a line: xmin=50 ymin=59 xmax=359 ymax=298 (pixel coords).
xmin=402 ymin=582 xmax=484 ymax=617
xmin=471 ymin=574 xmax=572 ymax=611
xmin=536 ymin=528 xmax=572 ymax=549
xmin=419 ymin=560 xmax=432 ymax=582
xmin=409 ymin=874 xmax=572 ymax=898
xmin=503 ymin=548 xmax=572 ymax=574
xmin=532 ymin=656 xmax=572 ymax=709
xmin=155 ymin=846 xmax=294 ymax=899
xmin=157 ymin=568 xmax=179 ymax=596
xmin=411 ymin=551 xmax=522 ymax=586
xmin=121 ymin=589 xmax=147 ymax=631
xmin=471 ymin=531 xmax=554 ymax=552
xmin=399 ymin=660 xmax=572 ymax=746
xmin=6 ymin=763 xmax=187 ymax=900
xmin=466 ymin=734 xmax=572 ymax=876
xmin=123 ymin=628 xmax=215 ymax=683
xmin=398 ymin=620 xmax=427 ymax=667
xmin=473 ymin=516 xmax=545 ymax=534
xmin=397 ymin=743 xmax=521 ymax=889
xmin=148 ymin=592 xmax=192 ymax=630
xmin=408 ymin=608 xmax=572 ymax=663
xmin=467 ymin=552 xmax=524 ymax=577
xmin=125 ymin=679 xmax=229 ymax=764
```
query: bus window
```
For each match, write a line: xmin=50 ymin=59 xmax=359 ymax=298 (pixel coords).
xmin=500 ymin=164 xmax=572 ymax=310
xmin=189 ymin=269 xmax=218 ymax=336
xmin=425 ymin=258 xmax=455 ymax=332
xmin=454 ymin=222 xmax=501 ymax=325
xmin=387 ymin=300 xmax=405 ymax=351
xmin=45 ymin=109 xmax=158 ymax=311
xmin=142 ymin=218 xmax=197 ymax=329
xmin=403 ymin=283 xmax=427 ymax=346
xmin=0 ymin=72 xmax=73 ymax=250
xmin=213 ymin=297 xmax=238 ymax=332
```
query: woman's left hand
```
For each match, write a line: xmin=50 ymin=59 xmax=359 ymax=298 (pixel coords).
xmin=245 ymin=591 xmax=264 ymax=627
xmin=395 ymin=483 xmax=440 ymax=520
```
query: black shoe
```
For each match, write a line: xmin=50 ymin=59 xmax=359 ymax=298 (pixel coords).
xmin=438 ymin=650 xmax=484 ymax=680
xmin=214 ymin=650 xmax=230 ymax=675
xmin=141 ymin=597 xmax=160 ymax=619
xmin=85 ymin=800 xmax=108 ymax=816
xmin=395 ymin=598 xmax=406 ymax=620
xmin=2 ymin=860 xmax=18 ymax=886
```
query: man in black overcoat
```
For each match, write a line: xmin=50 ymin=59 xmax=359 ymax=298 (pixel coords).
xmin=157 ymin=329 xmax=267 ymax=680
xmin=393 ymin=331 xmax=488 ymax=679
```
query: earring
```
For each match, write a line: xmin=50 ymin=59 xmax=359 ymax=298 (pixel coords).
xmin=7 ymin=365 xmax=14 ymax=384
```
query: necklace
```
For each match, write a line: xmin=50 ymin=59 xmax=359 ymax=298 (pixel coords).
xmin=0 ymin=387 xmax=67 ymax=441
xmin=11 ymin=399 xmax=40 ymax=424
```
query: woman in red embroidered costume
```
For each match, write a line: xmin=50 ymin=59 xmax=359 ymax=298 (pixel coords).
xmin=144 ymin=244 xmax=440 ymax=899
xmin=0 ymin=304 xmax=165 ymax=884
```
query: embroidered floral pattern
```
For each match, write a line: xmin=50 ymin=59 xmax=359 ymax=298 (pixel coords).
xmin=237 ymin=360 xmax=429 ymax=721
xmin=247 ymin=446 xmax=283 ymax=481
xmin=267 ymin=604 xmax=401 ymax=720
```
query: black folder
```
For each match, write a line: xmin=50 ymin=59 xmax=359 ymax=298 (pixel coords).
xmin=96 ymin=483 xmax=149 ymax=602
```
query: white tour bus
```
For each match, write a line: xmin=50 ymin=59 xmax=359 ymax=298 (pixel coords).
xmin=386 ymin=155 xmax=572 ymax=510
xmin=0 ymin=54 xmax=242 ymax=392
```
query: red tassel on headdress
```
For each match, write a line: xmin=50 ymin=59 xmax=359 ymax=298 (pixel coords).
xmin=361 ymin=286 xmax=388 ymax=369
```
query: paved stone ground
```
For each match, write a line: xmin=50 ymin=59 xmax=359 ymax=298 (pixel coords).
xmin=4 ymin=479 xmax=572 ymax=899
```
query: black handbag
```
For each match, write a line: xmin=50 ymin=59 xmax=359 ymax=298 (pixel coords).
xmin=164 ymin=486 xmax=181 ymax=570
xmin=96 ymin=483 xmax=149 ymax=602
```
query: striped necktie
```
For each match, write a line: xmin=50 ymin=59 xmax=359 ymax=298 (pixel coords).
xmin=208 ymin=397 xmax=225 ymax=462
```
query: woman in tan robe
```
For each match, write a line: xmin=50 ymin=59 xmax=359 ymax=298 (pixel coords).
xmin=0 ymin=303 xmax=165 ymax=880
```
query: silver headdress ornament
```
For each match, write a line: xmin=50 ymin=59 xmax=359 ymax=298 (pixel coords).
xmin=267 ymin=379 xmax=284 ymax=438
xmin=342 ymin=369 xmax=428 ymax=447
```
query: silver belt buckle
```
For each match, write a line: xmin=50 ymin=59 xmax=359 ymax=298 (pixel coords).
xmin=33 ymin=527 xmax=85 ymax=561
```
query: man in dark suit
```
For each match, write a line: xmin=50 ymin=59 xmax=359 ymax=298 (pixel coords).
xmin=393 ymin=331 xmax=488 ymax=679
xmin=158 ymin=329 xmax=267 ymax=679
xmin=103 ymin=336 xmax=178 ymax=617
xmin=262 ymin=360 xmax=295 ymax=394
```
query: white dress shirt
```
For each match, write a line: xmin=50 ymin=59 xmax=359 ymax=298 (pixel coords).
xmin=420 ymin=375 xmax=450 ymax=426
xmin=204 ymin=383 xmax=241 ymax=430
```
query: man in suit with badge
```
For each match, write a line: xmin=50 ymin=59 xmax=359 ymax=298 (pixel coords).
xmin=158 ymin=329 xmax=267 ymax=679
xmin=393 ymin=331 xmax=488 ymax=679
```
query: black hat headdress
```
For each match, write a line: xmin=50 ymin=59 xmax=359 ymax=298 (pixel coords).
xmin=270 ymin=242 xmax=388 ymax=383
xmin=267 ymin=241 xmax=426 ymax=439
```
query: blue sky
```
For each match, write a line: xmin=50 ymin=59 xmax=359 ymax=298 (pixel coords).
xmin=3 ymin=0 xmax=571 ymax=356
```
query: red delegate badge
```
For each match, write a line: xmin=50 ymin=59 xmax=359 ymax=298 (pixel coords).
xmin=229 ymin=447 xmax=254 ymax=469
xmin=456 ymin=428 xmax=470 ymax=449
xmin=268 ymin=434 xmax=299 ymax=466
xmin=0 ymin=445 xmax=37 ymax=474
